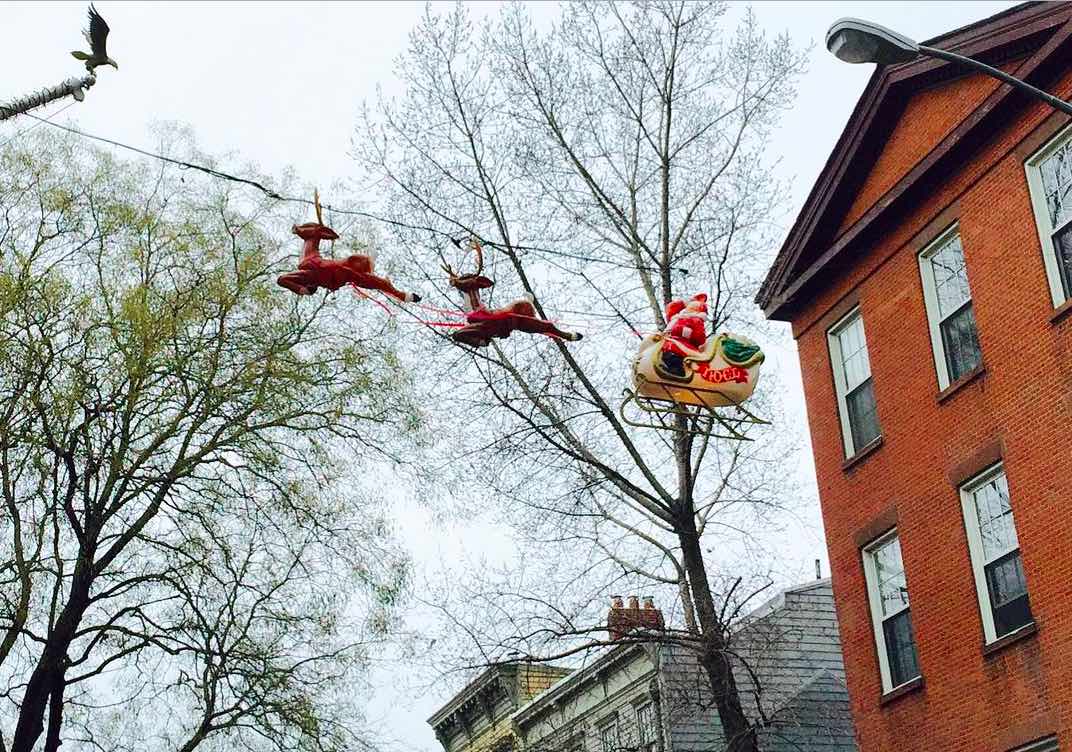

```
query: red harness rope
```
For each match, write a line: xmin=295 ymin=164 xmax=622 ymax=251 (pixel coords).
xmin=350 ymin=285 xmax=466 ymax=328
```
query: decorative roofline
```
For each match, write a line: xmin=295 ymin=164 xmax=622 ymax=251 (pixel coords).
xmin=427 ymin=664 xmax=517 ymax=732
xmin=757 ymin=2 xmax=1072 ymax=320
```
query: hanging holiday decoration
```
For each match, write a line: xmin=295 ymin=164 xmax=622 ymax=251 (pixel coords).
xmin=621 ymin=293 xmax=769 ymax=440
xmin=277 ymin=191 xmax=421 ymax=302
xmin=442 ymin=238 xmax=582 ymax=348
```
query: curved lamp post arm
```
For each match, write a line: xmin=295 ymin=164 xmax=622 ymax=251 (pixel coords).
xmin=827 ymin=17 xmax=1072 ymax=118
xmin=917 ymin=44 xmax=1072 ymax=117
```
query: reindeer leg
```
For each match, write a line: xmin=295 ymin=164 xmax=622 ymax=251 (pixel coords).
xmin=351 ymin=271 xmax=421 ymax=303
xmin=277 ymin=270 xmax=318 ymax=296
xmin=513 ymin=315 xmax=582 ymax=342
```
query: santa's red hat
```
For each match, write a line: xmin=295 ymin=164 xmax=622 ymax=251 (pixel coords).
xmin=666 ymin=294 xmax=710 ymax=320
xmin=665 ymin=299 xmax=686 ymax=320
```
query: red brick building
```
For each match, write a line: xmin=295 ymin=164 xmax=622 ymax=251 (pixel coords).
xmin=757 ymin=4 xmax=1072 ymax=751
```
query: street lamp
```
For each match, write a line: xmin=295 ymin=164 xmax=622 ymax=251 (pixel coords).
xmin=826 ymin=17 xmax=1072 ymax=117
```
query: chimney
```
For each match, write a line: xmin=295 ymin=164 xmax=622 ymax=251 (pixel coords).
xmin=607 ymin=594 xmax=665 ymax=640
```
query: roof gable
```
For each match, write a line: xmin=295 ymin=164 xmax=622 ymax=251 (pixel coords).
xmin=835 ymin=62 xmax=1016 ymax=235
xmin=758 ymin=2 xmax=1072 ymax=321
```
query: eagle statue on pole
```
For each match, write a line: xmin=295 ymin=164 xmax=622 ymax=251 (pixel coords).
xmin=71 ymin=5 xmax=118 ymax=73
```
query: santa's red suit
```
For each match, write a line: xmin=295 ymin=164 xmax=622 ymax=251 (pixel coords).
xmin=662 ymin=293 xmax=709 ymax=357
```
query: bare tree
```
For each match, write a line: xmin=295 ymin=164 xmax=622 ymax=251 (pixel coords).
xmin=358 ymin=3 xmax=806 ymax=750
xmin=0 ymin=128 xmax=413 ymax=752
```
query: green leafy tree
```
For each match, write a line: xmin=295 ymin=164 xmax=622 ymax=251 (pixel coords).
xmin=0 ymin=128 xmax=413 ymax=752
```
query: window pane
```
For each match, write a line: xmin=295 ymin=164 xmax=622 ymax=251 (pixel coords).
xmin=636 ymin=704 xmax=655 ymax=745
xmin=600 ymin=723 xmax=618 ymax=752
xmin=929 ymin=234 xmax=972 ymax=318
xmin=992 ymin=591 xmax=1032 ymax=637
xmin=1040 ymin=138 xmax=1072 ymax=228
xmin=939 ymin=302 xmax=982 ymax=382
xmin=872 ymin=537 xmax=909 ymax=616
xmin=882 ymin=609 xmax=921 ymax=687
xmin=1054 ymin=221 xmax=1072 ymax=299
xmin=986 ymin=549 xmax=1029 ymax=609
xmin=846 ymin=378 xmax=880 ymax=450
xmin=973 ymin=473 xmax=1018 ymax=561
xmin=837 ymin=315 xmax=871 ymax=391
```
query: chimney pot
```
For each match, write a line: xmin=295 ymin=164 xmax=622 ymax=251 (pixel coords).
xmin=608 ymin=593 xmax=664 ymax=640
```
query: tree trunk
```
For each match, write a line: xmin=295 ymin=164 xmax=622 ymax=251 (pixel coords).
xmin=676 ymin=516 xmax=758 ymax=752
xmin=43 ymin=677 xmax=66 ymax=752
xmin=11 ymin=569 xmax=91 ymax=752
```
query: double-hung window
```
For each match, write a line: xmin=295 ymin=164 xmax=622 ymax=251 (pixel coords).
xmin=862 ymin=531 xmax=921 ymax=692
xmin=1025 ymin=125 xmax=1072 ymax=307
xmin=919 ymin=227 xmax=982 ymax=388
xmin=599 ymin=717 xmax=619 ymax=752
xmin=634 ymin=702 xmax=657 ymax=751
xmin=828 ymin=309 xmax=881 ymax=457
xmin=961 ymin=465 xmax=1033 ymax=643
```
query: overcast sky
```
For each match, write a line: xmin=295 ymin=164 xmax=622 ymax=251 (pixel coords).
xmin=2 ymin=2 xmax=1018 ymax=750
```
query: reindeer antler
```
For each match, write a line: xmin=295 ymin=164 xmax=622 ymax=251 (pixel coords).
xmin=439 ymin=240 xmax=459 ymax=281
xmin=442 ymin=236 xmax=484 ymax=280
xmin=469 ymin=237 xmax=484 ymax=276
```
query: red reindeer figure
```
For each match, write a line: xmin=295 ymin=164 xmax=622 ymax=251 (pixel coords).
xmin=443 ymin=239 xmax=582 ymax=348
xmin=277 ymin=192 xmax=421 ymax=302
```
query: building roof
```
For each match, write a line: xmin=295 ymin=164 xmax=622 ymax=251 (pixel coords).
xmin=512 ymin=580 xmax=852 ymax=751
xmin=511 ymin=642 xmax=646 ymax=727
xmin=654 ymin=580 xmax=852 ymax=752
xmin=427 ymin=662 xmax=573 ymax=734
xmin=756 ymin=2 xmax=1072 ymax=321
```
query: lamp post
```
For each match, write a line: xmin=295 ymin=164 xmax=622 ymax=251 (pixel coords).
xmin=826 ymin=17 xmax=1072 ymax=117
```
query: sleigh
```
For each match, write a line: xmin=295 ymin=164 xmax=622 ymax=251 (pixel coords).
xmin=620 ymin=331 xmax=770 ymax=440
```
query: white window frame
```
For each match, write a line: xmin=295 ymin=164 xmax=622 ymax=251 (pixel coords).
xmin=862 ymin=529 xmax=917 ymax=693
xmin=960 ymin=463 xmax=1032 ymax=645
xmin=1025 ymin=123 xmax=1072 ymax=308
xmin=918 ymin=224 xmax=979 ymax=390
xmin=1012 ymin=736 xmax=1059 ymax=752
xmin=827 ymin=307 xmax=878 ymax=457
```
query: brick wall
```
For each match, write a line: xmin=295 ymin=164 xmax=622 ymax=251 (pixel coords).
xmin=789 ymin=63 xmax=1072 ymax=752
xmin=517 ymin=664 xmax=572 ymax=702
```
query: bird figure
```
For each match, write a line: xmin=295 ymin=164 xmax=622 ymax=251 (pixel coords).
xmin=71 ymin=5 xmax=118 ymax=73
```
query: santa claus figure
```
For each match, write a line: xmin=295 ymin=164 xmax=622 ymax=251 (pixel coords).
xmin=660 ymin=293 xmax=709 ymax=378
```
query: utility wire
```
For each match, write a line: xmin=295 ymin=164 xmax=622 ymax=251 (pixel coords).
xmin=22 ymin=114 xmax=689 ymax=277
xmin=0 ymin=101 xmax=76 ymax=151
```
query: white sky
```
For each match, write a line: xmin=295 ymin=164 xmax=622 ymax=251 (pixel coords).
xmin=2 ymin=2 xmax=1017 ymax=750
